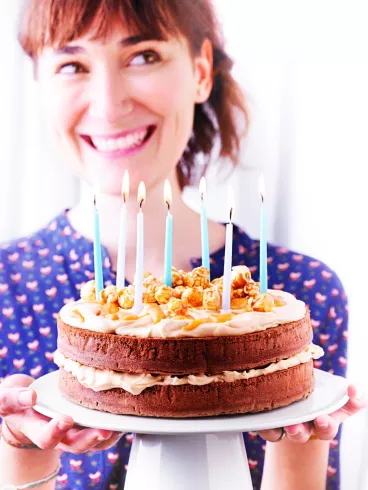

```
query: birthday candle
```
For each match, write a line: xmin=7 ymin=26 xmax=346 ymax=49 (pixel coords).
xmin=199 ymin=177 xmax=210 ymax=276
xmin=164 ymin=180 xmax=173 ymax=287
xmin=116 ymin=171 xmax=129 ymax=289
xmin=259 ymin=175 xmax=268 ymax=293
xmin=222 ymin=186 xmax=234 ymax=311
xmin=133 ymin=182 xmax=145 ymax=314
xmin=93 ymin=185 xmax=104 ymax=300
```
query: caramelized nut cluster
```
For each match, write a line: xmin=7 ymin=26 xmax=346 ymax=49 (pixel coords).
xmin=80 ymin=265 xmax=280 ymax=315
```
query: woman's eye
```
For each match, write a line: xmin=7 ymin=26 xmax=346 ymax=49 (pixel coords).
xmin=57 ymin=63 xmax=85 ymax=75
xmin=129 ymin=50 xmax=160 ymax=66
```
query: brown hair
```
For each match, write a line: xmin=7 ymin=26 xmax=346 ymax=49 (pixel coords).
xmin=18 ymin=0 xmax=249 ymax=188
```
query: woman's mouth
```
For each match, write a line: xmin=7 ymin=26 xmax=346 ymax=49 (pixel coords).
xmin=80 ymin=125 xmax=156 ymax=158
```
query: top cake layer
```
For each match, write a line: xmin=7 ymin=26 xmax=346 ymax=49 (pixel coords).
xmin=59 ymin=265 xmax=306 ymax=339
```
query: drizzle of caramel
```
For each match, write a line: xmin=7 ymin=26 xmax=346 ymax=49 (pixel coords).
xmin=182 ymin=311 xmax=233 ymax=331
xmin=182 ymin=317 xmax=212 ymax=331
xmin=147 ymin=304 xmax=166 ymax=324
xmin=72 ymin=309 xmax=85 ymax=323
xmin=122 ymin=314 xmax=140 ymax=321
xmin=273 ymin=295 xmax=287 ymax=307
xmin=174 ymin=315 xmax=193 ymax=321
xmin=211 ymin=312 xmax=233 ymax=323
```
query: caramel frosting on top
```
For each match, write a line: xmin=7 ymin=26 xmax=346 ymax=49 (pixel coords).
xmin=59 ymin=266 xmax=307 ymax=338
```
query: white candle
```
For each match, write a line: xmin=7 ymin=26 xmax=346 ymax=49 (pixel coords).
xmin=116 ymin=171 xmax=129 ymax=289
xmin=259 ymin=175 xmax=268 ymax=294
xmin=199 ymin=177 xmax=210 ymax=276
xmin=222 ymin=186 xmax=234 ymax=311
xmin=133 ymin=181 xmax=145 ymax=314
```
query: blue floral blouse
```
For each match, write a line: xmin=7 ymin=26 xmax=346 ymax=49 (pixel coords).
xmin=0 ymin=211 xmax=347 ymax=489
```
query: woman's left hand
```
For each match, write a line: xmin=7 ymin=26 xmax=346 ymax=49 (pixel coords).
xmin=257 ymin=384 xmax=367 ymax=444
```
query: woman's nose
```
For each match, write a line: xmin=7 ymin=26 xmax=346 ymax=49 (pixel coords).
xmin=88 ymin=70 xmax=133 ymax=122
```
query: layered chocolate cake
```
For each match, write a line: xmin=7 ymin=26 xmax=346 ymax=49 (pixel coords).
xmin=54 ymin=265 xmax=323 ymax=417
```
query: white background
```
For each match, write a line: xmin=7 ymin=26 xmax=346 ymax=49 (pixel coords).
xmin=1 ymin=1 xmax=368 ymax=488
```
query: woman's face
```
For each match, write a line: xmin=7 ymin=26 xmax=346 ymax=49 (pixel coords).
xmin=37 ymin=22 xmax=212 ymax=195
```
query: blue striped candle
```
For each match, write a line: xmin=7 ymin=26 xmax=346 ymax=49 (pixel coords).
xmin=164 ymin=180 xmax=173 ymax=287
xmin=259 ymin=175 xmax=268 ymax=293
xmin=93 ymin=188 xmax=104 ymax=300
xmin=199 ymin=177 xmax=210 ymax=276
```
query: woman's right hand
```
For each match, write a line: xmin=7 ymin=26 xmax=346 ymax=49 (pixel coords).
xmin=0 ymin=374 xmax=123 ymax=453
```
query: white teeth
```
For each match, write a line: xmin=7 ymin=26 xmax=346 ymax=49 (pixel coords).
xmin=107 ymin=139 xmax=117 ymax=151
xmin=91 ymin=129 xmax=148 ymax=152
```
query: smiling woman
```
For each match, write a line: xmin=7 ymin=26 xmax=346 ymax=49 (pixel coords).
xmin=18 ymin=0 xmax=248 ymax=194
xmin=0 ymin=1 xmax=365 ymax=490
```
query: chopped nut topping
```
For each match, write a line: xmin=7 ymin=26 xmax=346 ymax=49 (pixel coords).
xmin=244 ymin=280 xmax=260 ymax=297
xmin=253 ymin=293 xmax=275 ymax=312
xmin=166 ymin=297 xmax=188 ymax=316
xmin=181 ymin=287 xmax=203 ymax=307
xmin=117 ymin=285 xmax=135 ymax=309
xmin=211 ymin=277 xmax=223 ymax=293
xmin=143 ymin=272 xmax=161 ymax=288
xmin=155 ymin=285 xmax=173 ymax=304
xmin=172 ymin=286 xmax=186 ymax=299
xmin=143 ymin=285 xmax=157 ymax=304
xmin=231 ymin=288 xmax=245 ymax=299
xmin=186 ymin=266 xmax=210 ymax=289
xmin=80 ymin=280 xmax=96 ymax=301
xmin=203 ymin=287 xmax=221 ymax=311
xmin=101 ymin=285 xmax=118 ymax=304
xmin=79 ymin=264 xmax=278 ymax=317
xmin=171 ymin=267 xmax=185 ymax=287
xmin=103 ymin=302 xmax=119 ymax=314
xmin=231 ymin=265 xmax=252 ymax=289
xmin=230 ymin=297 xmax=250 ymax=310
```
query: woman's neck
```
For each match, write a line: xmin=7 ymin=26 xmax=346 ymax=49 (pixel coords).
xmin=68 ymin=175 xmax=225 ymax=283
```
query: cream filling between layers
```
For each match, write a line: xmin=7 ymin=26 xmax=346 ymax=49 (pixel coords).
xmin=54 ymin=344 xmax=324 ymax=395
xmin=59 ymin=290 xmax=306 ymax=338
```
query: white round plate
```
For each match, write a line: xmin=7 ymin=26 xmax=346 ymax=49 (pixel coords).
xmin=32 ymin=369 xmax=348 ymax=434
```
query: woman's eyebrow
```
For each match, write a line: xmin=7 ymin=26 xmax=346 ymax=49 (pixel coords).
xmin=53 ymin=34 xmax=162 ymax=56
xmin=119 ymin=34 xmax=161 ymax=47
xmin=54 ymin=45 xmax=85 ymax=56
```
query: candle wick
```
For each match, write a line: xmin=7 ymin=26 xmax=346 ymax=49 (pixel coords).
xmin=140 ymin=199 xmax=144 ymax=209
xmin=229 ymin=207 xmax=233 ymax=223
xmin=261 ymin=193 xmax=264 ymax=204
xmin=166 ymin=201 xmax=171 ymax=212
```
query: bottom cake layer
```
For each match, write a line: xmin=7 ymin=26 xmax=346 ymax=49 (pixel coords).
xmin=58 ymin=361 xmax=314 ymax=418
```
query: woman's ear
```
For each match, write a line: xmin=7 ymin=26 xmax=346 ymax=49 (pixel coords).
xmin=194 ymin=39 xmax=213 ymax=104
